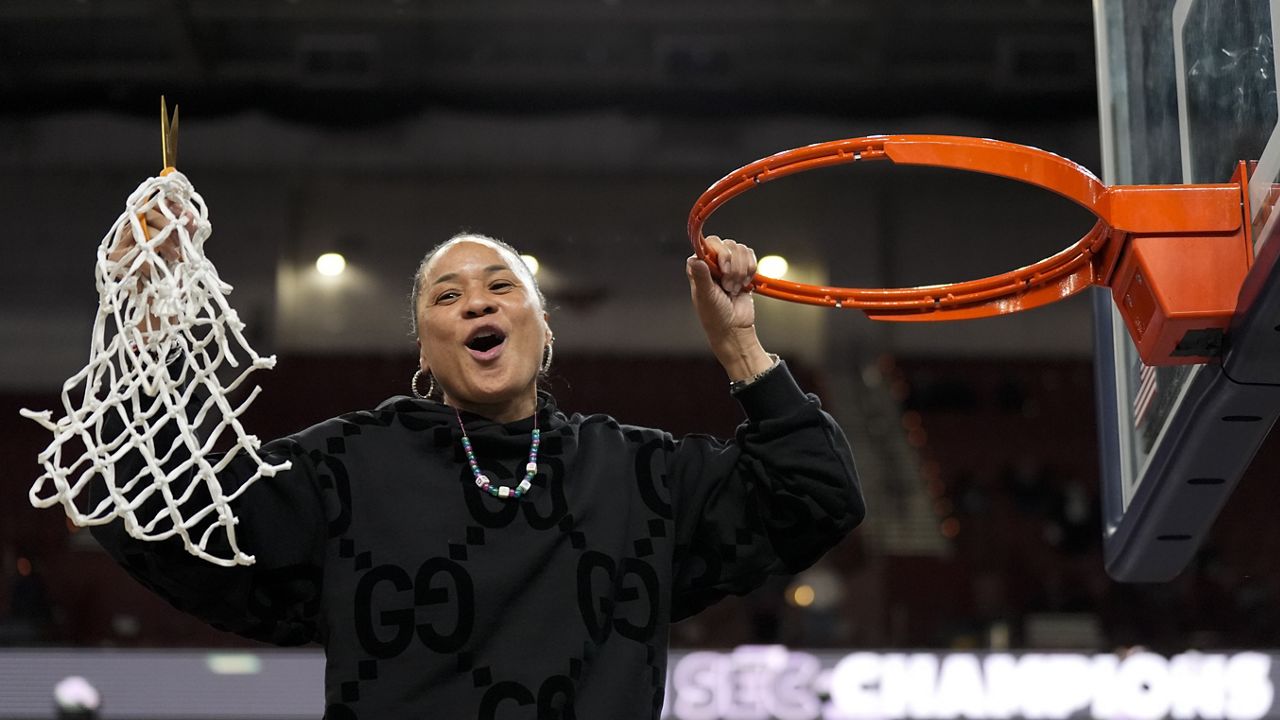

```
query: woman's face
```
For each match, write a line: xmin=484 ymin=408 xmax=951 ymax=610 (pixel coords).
xmin=416 ymin=240 xmax=550 ymax=419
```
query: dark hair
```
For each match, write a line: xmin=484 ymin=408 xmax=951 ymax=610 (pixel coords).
xmin=409 ymin=232 xmax=546 ymax=339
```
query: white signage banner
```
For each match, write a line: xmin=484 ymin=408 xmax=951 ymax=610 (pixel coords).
xmin=0 ymin=646 xmax=1272 ymax=719
xmin=663 ymin=648 xmax=1276 ymax=720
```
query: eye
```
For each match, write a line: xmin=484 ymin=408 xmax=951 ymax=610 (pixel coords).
xmin=491 ymin=279 xmax=516 ymax=292
xmin=434 ymin=290 xmax=460 ymax=304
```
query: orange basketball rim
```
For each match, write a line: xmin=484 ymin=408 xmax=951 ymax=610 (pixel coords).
xmin=688 ymin=135 xmax=1255 ymax=367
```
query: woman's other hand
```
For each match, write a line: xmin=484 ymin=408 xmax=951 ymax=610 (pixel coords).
xmin=105 ymin=199 xmax=192 ymax=337
xmin=686 ymin=235 xmax=775 ymax=383
xmin=106 ymin=201 xmax=189 ymax=275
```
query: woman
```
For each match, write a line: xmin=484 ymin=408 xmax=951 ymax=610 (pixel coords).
xmin=93 ymin=229 xmax=864 ymax=719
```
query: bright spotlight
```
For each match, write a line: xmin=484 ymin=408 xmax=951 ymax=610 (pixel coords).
xmin=757 ymin=254 xmax=789 ymax=278
xmin=520 ymin=254 xmax=540 ymax=275
xmin=789 ymin=583 xmax=816 ymax=608
xmin=316 ymin=252 xmax=347 ymax=277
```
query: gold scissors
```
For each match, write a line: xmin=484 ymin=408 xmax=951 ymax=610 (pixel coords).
xmin=160 ymin=95 xmax=179 ymax=174
xmin=136 ymin=96 xmax=181 ymax=241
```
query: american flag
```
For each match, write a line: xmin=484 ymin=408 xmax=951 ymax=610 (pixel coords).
xmin=1133 ymin=362 xmax=1158 ymax=428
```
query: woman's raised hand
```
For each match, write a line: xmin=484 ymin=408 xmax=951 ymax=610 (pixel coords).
xmin=106 ymin=201 xmax=189 ymax=274
xmin=685 ymin=235 xmax=775 ymax=383
xmin=105 ymin=199 xmax=193 ymax=337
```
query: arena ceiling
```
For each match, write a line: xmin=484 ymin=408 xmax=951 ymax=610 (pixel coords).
xmin=0 ymin=0 xmax=1105 ymax=382
xmin=0 ymin=0 xmax=1097 ymax=123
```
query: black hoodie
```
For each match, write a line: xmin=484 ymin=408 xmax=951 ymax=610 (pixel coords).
xmin=92 ymin=361 xmax=864 ymax=718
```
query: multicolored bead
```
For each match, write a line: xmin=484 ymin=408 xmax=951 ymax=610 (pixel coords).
xmin=455 ymin=406 xmax=540 ymax=501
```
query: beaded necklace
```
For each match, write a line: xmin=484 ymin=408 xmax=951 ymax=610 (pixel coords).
xmin=454 ymin=406 xmax=540 ymax=499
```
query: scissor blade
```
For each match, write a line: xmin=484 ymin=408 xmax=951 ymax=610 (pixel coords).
xmin=160 ymin=96 xmax=179 ymax=170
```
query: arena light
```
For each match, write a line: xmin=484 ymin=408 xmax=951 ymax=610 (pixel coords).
xmin=520 ymin=254 xmax=540 ymax=276
xmin=207 ymin=653 xmax=263 ymax=675
xmin=757 ymin=254 xmax=789 ymax=279
xmin=788 ymin=583 xmax=816 ymax=608
xmin=315 ymin=252 xmax=346 ymax=277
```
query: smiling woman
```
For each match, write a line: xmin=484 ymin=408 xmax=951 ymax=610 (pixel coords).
xmin=87 ymin=227 xmax=865 ymax=719
xmin=411 ymin=234 xmax=552 ymax=423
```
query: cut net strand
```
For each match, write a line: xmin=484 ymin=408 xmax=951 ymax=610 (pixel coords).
xmin=22 ymin=170 xmax=289 ymax=567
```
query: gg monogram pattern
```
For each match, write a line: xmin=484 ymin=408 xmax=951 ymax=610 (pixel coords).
xmin=92 ymin=363 xmax=864 ymax=719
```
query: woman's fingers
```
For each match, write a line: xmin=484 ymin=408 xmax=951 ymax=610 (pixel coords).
xmin=108 ymin=216 xmax=185 ymax=273
xmin=139 ymin=204 xmax=191 ymax=257
xmin=723 ymin=240 xmax=741 ymax=294
xmin=740 ymin=244 xmax=757 ymax=291
xmin=702 ymin=234 xmax=760 ymax=294
xmin=719 ymin=238 xmax=756 ymax=295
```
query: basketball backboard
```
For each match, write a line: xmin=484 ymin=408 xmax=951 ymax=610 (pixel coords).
xmin=1095 ymin=0 xmax=1280 ymax=581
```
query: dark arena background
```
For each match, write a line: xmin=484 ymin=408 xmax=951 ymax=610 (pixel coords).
xmin=3 ymin=1 xmax=1280 ymax=718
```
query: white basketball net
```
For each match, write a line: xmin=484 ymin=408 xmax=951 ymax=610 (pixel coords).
xmin=21 ymin=170 xmax=289 ymax=567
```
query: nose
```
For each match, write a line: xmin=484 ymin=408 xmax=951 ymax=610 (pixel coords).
xmin=462 ymin=293 xmax=498 ymax=318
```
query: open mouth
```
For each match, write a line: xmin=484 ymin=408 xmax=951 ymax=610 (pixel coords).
xmin=466 ymin=330 xmax=507 ymax=356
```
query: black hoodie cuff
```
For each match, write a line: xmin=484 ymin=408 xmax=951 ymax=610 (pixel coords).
xmin=732 ymin=360 xmax=810 ymax=420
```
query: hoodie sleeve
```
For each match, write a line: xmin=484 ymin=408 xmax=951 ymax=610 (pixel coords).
xmin=665 ymin=361 xmax=864 ymax=620
xmin=89 ymin=405 xmax=331 ymax=646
